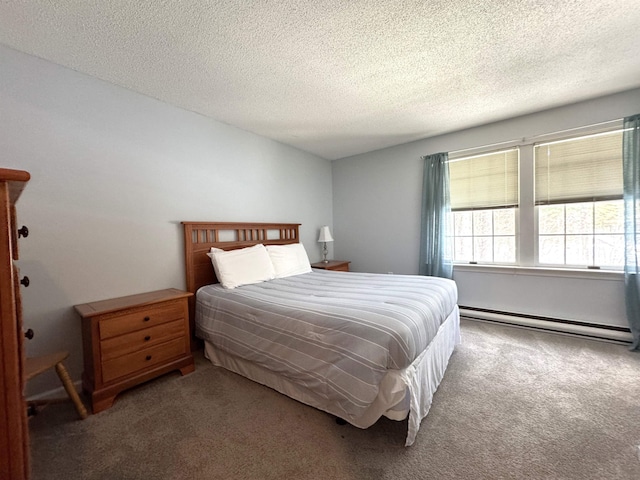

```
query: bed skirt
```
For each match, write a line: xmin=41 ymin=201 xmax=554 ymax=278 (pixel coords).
xmin=203 ymin=305 xmax=461 ymax=446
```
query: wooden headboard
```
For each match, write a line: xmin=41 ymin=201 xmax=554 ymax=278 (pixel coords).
xmin=181 ymin=222 xmax=301 ymax=347
xmin=182 ymin=221 xmax=301 ymax=295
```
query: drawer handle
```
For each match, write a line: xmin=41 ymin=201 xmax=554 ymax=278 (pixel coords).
xmin=24 ymin=328 xmax=34 ymax=340
xmin=20 ymin=276 xmax=30 ymax=287
xmin=145 ymin=355 xmax=152 ymax=361
xmin=143 ymin=316 xmax=150 ymax=322
xmin=144 ymin=335 xmax=151 ymax=341
xmin=18 ymin=225 xmax=29 ymax=238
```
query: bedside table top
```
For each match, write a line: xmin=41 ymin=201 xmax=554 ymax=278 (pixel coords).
xmin=311 ymin=260 xmax=350 ymax=269
xmin=74 ymin=288 xmax=192 ymax=318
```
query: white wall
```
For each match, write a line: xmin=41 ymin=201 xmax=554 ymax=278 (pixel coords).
xmin=333 ymin=88 xmax=640 ymax=330
xmin=0 ymin=44 xmax=333 ymax=395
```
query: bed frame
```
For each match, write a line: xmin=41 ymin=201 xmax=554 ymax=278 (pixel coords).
xmin=181 ymin=222 xmax=301 ymax=346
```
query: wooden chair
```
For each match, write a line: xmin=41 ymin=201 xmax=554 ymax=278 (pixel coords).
xmin=25 ymin=351 xmax=88 ymax=420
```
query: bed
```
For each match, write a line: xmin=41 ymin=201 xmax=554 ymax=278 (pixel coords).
xmin=182 ymin=221 xmax=460 ymax=446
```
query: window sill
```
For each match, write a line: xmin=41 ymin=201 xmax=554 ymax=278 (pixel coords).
xmin=453 ymin=263 xmax=623 ymax=281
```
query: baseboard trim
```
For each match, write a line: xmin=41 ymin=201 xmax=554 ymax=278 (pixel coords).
xmin=26 ymin=380 xmax=83 ymax=402
xmin=459 ymin=306 xmax=633 ymax=345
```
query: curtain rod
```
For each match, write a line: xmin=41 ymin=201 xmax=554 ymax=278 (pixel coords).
xmin=450 ymin=139 xmax=522 ymax=156
xmin=449 ymin=118 xmax=622 ymax=157
xmin=529 ymin=118 xmax=621 ymax=140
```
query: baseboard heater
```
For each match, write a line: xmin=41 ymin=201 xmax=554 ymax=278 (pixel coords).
xmin=459 ymin=306 xmax=633 ymax=345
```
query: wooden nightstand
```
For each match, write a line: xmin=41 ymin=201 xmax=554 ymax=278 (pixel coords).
xmin=311 ymin=260 xmax=351 ymax=272
xmin=75 ymin=288 xmax=195 ymax=413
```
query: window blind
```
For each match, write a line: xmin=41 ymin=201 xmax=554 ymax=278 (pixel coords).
xmin=534 ymin=130 xmax=623 ymax=205
xmin=448 ymin=148 xmax=519 ymax=210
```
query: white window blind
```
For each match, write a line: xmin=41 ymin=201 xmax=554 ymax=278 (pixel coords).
xmin=534 ymin=130 xmax=623 ymax=205
xmin=449 ymin=148 xmax=519 ymax=210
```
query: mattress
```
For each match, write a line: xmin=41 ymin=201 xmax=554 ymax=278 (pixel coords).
xmin=195 ymin=270 xmax=459 ymax=445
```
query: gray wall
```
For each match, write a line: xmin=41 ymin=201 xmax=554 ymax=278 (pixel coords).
xmin=333 ymin=88 xmax=640 ymax=329
xmin=1 ymin=45 xmax=333 ymax=395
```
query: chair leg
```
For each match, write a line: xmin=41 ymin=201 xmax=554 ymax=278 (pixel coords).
xmin=55 ymin=362 xmax=88 ymax=420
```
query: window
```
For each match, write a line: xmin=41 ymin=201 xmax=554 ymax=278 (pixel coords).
xmin=447 ymin=124 xmax=624 ymax=270
xmin=452 ymin=208 xmax=516 ymax=263
xmin=449 ymin=149 xmax=518 ymax=264
xmin=534 ymin=130 xmax=624 ymax=269
xmin=538 ymin=200 xmax=624 ymax=267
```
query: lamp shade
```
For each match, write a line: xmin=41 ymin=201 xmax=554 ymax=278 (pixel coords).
xmin=318 ymin=226 xmax=334 ymax=243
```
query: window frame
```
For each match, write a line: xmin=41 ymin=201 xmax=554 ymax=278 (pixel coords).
xmin=532 ymin=128 xmax=624 ymax=270
xmin=447 ymin=120 xmax=624 ymax=271
xmin=448 ymin=147 xmax=520 ymax=266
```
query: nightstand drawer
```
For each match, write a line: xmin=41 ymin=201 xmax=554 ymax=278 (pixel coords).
xmin=100 ymin=319 xmax=185 ymax=362
xmin=102 ymin=337 xmax=186 ymax=384
xmin=99 ymin=301 xmax=184 ymax=339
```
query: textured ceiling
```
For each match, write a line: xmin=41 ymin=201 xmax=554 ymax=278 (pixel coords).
xmin=1 ymin=1 xmax=640 ymax=160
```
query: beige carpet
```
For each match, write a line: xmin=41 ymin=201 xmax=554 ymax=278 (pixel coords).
xmin=29 ymin=319 xmax=640 ymax=480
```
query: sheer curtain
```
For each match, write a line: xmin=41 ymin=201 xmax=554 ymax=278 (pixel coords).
xmin=419 ymin=153 xmax=453 ymax=279
xmin=623 ymin=113 xmax=640 ymax=351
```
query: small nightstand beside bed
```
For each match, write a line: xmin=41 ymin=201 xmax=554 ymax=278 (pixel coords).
xmin=182 ymin=222 xmax=460 ymax=446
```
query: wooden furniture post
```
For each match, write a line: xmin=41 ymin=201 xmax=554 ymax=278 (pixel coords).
xmin=0 ymin=168 xmax=31 ymax=480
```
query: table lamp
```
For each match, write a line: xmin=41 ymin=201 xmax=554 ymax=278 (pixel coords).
xmin=318 ymin=226 xmax=334 ymax=263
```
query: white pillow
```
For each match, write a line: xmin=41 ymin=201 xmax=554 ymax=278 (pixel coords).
xmin=206 ymin=244 xmax=275 ymax=289
xmin=265 ymin=243 xmax=312 ymax=279
xmin=206 ymin=247 xmax=225 ymax=282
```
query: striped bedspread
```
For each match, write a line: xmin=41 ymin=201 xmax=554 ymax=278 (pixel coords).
xmin=195 ymin=270 xmax=457 ymax=421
